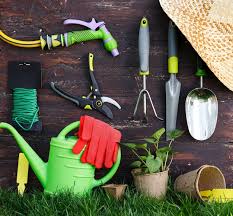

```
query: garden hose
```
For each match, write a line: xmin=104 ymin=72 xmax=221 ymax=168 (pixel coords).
xmin=12 ymin=88 xmax=40 ymax=131
xmin=0 ymin=30 xmax=40 ymax=48
xmin=0 ymin=18 xmax=119 ymax=56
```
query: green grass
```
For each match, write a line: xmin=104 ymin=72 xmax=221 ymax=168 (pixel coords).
xmin=0 ymin=187 xmax=233 ymax=216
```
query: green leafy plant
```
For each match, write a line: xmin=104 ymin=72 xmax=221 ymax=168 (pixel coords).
xmin=122 ymin=128 xmax=184 ymax=174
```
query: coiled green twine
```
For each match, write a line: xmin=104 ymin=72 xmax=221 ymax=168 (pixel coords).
xmin=12 ymin=88 xmax=39 ymax=131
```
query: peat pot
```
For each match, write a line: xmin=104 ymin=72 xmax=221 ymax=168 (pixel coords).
xmin=131 ymin=169 xmax=169 ymax=199
xmin=174 ymin=165 xmax=226 ymax=200
xmin=102 ymin=184 xmax=128 ymax=200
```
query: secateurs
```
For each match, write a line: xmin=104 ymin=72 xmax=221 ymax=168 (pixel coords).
xmin=0 ymin=18 xmax=119 ymax=57
xmin=133 ymin=17 xmax=163 ymax=123
xmin=50 ymin=53 xmax=121 ymax=119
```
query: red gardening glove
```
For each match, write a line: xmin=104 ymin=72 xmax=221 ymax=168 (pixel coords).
xmin=72 ymin=115 xmax=94 ymax=154
xmin=104 ymin=128 xmax=121 ymax=168
xmin=112 ymin=130 xmax=121 ymax=162
xmin=80 ymin=141 xmax=89 ymax=163
xmin=81 ymin=119 xmax=108 ymax=165
xmin=77 ymin=116 xmax=85 ymax=137
xmin=94 ymin=124 xmax=111 ymax=169
xmin=74 ymin=116 xmax=121 ymax=169
xmin=86 ymin=119 xmax=106 ymax=165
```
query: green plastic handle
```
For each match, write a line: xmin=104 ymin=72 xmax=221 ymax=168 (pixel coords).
xmin=139 ymin=17 xmax=150 ymax=76
xmin=58 ymin=120 xmax=121 ymax=187
xmin=93 ymin=147 xmax=121 ymax=187
xmin=67 ymin=30 xmax=102 ymax=46
xmin=58 ymin=121 xmax=80 ymax=139
xmin=195 ymin=56 xmax=207 ymax=77
xmin=168 ymin=21 xmax=178 ymax=74
xmin=67 ymin=28 xmax=118 ymax=56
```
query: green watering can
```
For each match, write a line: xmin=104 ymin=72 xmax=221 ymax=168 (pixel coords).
xmin=0 ymin=121 xmax=121 ymax=195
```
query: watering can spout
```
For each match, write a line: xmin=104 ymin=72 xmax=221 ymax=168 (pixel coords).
xmin=0 ymin=122 xmax=47 ymax=188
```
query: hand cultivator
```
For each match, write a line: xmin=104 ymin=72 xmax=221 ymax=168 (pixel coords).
xmin=133 ymin=17 xmax=163 ymax=123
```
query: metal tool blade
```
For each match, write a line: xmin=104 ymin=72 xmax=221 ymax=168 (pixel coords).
xmin=185 ymin=88 xmax=218 ymax=141
xmin=99 ymin=104 xmax=113 ymax=119
xmin=166 ymin=74 xmax=181 ymax=139
xmin=101 ymin=96 xmax=121 ymax=109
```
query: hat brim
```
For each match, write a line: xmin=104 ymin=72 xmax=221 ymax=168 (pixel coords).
xmin=159 ymin=0 xmax=233 ymax=91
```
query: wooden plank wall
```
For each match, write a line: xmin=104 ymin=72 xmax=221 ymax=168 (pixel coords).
xmin=0 ymin=0 xmax=233 ymax=189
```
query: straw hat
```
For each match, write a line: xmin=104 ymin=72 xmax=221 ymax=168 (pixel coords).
xmin=159 ymin=0 xmax=233 ymax=91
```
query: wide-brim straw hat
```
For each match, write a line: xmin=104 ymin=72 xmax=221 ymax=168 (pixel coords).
xmin=159 ymin=0 xmax=233 ymax=91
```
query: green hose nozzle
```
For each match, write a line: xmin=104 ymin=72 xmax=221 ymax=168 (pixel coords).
xmin=40 ymin=18 xmax=119 ymax=57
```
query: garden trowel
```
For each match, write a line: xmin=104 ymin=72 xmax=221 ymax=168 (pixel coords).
xmin=185 ymin=57 xmax=218 ymax=141
xmin=166 ymin=21 xmax=181 ymax=140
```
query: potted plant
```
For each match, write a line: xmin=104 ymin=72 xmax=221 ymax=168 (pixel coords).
xmin=123 ymin=128 xmax=183 ymax=199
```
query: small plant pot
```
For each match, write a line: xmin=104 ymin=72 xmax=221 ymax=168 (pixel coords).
xmin=131 ymin=169 xmax=169 ymax=199
xmin=102 ymin=184 xmax=128 ymax=200
xmin=174 ymin=165 xmax=226 ymax=201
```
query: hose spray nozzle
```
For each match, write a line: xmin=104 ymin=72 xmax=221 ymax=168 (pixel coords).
xmin=40 ymin=18 xmax=119 ymax=57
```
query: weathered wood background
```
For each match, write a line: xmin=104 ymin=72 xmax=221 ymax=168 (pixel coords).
xmin=0 ymin=0 xmax=233 ymax=190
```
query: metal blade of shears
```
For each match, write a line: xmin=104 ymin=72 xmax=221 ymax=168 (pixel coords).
xmin=98 ymin=104 xmax=114 ymax=119
xmin=101 ymin=96 xmax=121 ymax=109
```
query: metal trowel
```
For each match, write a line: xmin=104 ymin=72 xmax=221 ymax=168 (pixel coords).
xmin=166 ymin=21 xmax=181 ymax=140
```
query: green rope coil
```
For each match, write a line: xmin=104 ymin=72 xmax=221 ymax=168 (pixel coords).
xmin=12 ymin=88 xmax=39 ymax=131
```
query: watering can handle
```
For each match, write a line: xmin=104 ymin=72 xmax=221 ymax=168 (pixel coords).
xmin=58 ymin=121 xmax=121 ymax=187
xmin=93 ymin=147 xmax=121 ymax=187
xmin=57 ymin=121 xmax=80 ymax=139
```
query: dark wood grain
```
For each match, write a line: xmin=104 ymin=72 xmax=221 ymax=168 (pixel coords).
xmin=1 ymin=0 xmax=233 ymax=190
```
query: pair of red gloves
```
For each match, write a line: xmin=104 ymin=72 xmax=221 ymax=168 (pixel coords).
xmin=72 ymin=116 xmax=121 ymax=169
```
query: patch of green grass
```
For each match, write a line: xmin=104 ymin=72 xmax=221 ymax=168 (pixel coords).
xmin=0 ymin=186 xmax=233 ymax=216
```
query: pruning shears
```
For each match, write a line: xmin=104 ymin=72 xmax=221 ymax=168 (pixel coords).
xmin=0 ymin=18 xmax=119 ymax=57
xmin=50 ymin=53 xmax=121 ymax=119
